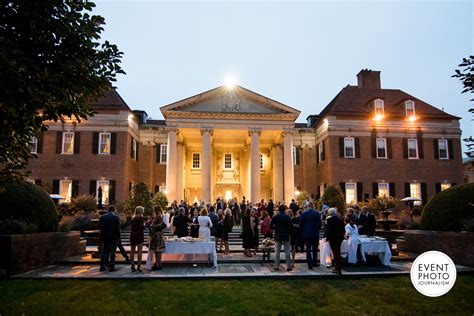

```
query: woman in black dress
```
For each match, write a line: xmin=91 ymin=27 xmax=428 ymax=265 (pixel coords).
xmin=251 ymin=208 xmax=259 ymax=255
xmin=130 ymin=206 xmax=146 ymax=272
xmin=241 ymin=208 xmax=253 ymax=257
xmin=287 ymin=210 xmax=298 ymax=268
xmin=223 ymin=208 xmax=233 ymax=254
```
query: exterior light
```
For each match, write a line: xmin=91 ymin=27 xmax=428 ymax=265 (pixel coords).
xmin=373 ymin=115 xmax=384 ymax=122
xmin=408 ymin=115 xmax=417 ymax=122
xmin=163 ymin=190 xmax=169 ymax=195
xmin=295 ymin=190 xmax=300 ymax=197
xmin=224 ymin=75 xmax=237 ymax=88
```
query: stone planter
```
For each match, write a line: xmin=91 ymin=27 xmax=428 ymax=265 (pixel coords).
xmin=397 ymin=230 xmax=474 ymax=267
xmin=0 ymin=231 xmax=86 ymax=276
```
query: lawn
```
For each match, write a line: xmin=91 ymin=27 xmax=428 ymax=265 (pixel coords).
xmin=1 ymin=276 xmax=473 ymax=315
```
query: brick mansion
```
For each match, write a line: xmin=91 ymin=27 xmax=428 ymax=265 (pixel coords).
xmin=25 ymin=70 xmax=464 ymax=206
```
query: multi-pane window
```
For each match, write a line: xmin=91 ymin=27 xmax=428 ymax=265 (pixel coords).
xmin=345 ymin=182 xmax=357 ymax=204
xmin=160 ymin=144 xmax=167 ymax=163
xmin=440 ymin=183 xmax=451 ymax=191
xmin=376 ymin=138 xmax=387 ymax=159
xmin=405 ymin=100 xmax=416 ymax=117
xmin=374 ymin=99 xmax=384 ymax=117
xmin=344 ymin=137 xmax=355 ymax=158
xmin=224 ymin=153 xmax=232 ymax=169
xmin=318 ymin=142 xmax=324 ymax=162
xmin=378 ymin=183 xmax=389 ymax=197
xmin=320 ymin=184 xmax=325 ymax=197
xmin=59 ymin=180 xmax=72 ymax=203
xmin=159 ymin=185 xmax=167 ymax=193
xmin=62 ymin=132 xmax=74 ymax=154
xmin=28 ymin=136 xmax=38 ymax=154
xmin=407 ymin=139 xmax=418 ymax=159
xmin=96 ymin=180 xmax=110 ymax=205
xmin=292 ymin=146 xmax=297 ymax=165
xmin=192 ymin=153 xmax=200 ymax=169
xmin=99 ymin=133 xmax=111 ymax=154
xmin=410 ymin=183 xmax=421 ymax=200
xmin=438 ymin=139 xmax=449 ymax=160
xmin=260 ymin=154 xmax=264 ymax=170
xmin=131 ymin=138 xmax=137 ymax=160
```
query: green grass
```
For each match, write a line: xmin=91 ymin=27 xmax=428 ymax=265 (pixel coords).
xmin=0 ymin=276 xmax=473 ymax=315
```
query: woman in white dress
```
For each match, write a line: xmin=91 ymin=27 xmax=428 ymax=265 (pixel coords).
xmin=345 ymin=216 xmax=359 ymax=264
xmin=198 ymin=208 xmax=213 ymax=242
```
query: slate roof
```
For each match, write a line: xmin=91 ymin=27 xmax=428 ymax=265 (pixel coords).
xmin=90 ymin=88 xmax=131 ymax=110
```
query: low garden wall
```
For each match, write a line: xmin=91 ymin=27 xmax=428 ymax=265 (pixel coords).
xmin=398 ymin=230 xmax=474 ymax=267
xmin=0 ymin=231 xmax=86 ymax=276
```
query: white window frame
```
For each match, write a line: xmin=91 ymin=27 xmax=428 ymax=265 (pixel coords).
xmin=99 ymin=132 xmax=111 ymax=155
xmin=438 ymin=139 xmax=449 ymax=160
xmin=62 ymin=132 xmax=74 ymax=154
xmin=292 ymin=146 xmax=297 ymax=165
xmin=160 ymin=144 xmax=167 ymax=164
xmin=96 ymin=180 xmax=110 ymax=205
xmin=374 ymin=99 xmax=384 ymax=117
xmin=318 ymin=142 xmax=324 ymax=163
xmin=344 ymin=137 xmax=355 ymax=158
xmin=260 ymin=154 xmax=264 ymax=170
xmin=378 ymin=183 xmax=389 ymax=197
xmin=376 ymin=138 xmax=387 ymax=159
xmin=345 ymin=182 xmax=357 ymax=204
xmin=29 ymin=136 xmax=38 ymax=154
xmin=224 ymin=153 xmax=232 ymax=170
xmin=159 ymin=185 xmax=167 ymax=193
xmin=132 ymin=138 xmax=137 ymax=160
xmin=59 ymin=179 xmax=72 ymax=204
xmin=192 ymin=152 xmax=201 ymax=170
xmin=407 ymin=139 xmax=419 ymax=159
xmin=440 ymin=183 xmax=451 ymax=191
xmin=405 ymin=100 xmax=416 ymax=117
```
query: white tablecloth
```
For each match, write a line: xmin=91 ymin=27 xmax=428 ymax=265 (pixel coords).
xmin=145 ymin=241 xmax=217 ymax=269
xmin=162 ymin=214 xmax=170 ymax=228
xmin=319 ymin=239 xmax=348 ymax=266
xmin=359 ymin=238 xmax=391 ymax=266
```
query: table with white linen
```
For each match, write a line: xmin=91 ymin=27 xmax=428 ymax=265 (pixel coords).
xmin=162 ymin=213 xmax=170 ymax=228
xmin=319 ymin=239 xmax=348 ymax=266
xmin=359 ymin=237 xmax=391 ymax=266
xmin=145 ymin=241 xmax=217 ymax=269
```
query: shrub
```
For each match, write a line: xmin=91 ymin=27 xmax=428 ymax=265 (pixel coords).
xmin=296 ymin=191 xmax=311 ymax=207
xmin=71 ymin=195 xmax=97 ymax=214
xmin=124 ymin=182 xmax=153 ymax=216
xmin=407 ymin=222 xmax=420 ymax=230
xmin=322 ymin=184 xmax=346 ymax=215
xmin=0 ymin=180 xmax=58 ymax=232
xmin=57 ymin=202 xmax=74 ymax=216
xmin=461 ymin=217 xmax=474 ymax=232
xmin=367 ymin=196 xmax=398 ymax=217
xmin=0 ymin=219 xmax=38 ymax=234
xmin=70 ymin=213 xmax=93 ymax=232
xmin=153 ymin=191 xmax=169 ymax=211
xmin=420 ymin=183 xmax=474 ymax=231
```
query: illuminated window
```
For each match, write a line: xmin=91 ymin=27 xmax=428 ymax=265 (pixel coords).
xmin=192 ymin=153 xmax=201 ymax=169
xmin=96 ymin=180 xmax=110 ymax=205
xmin=374 ymin=99 xmax=384 ymax=117
xmin=59 ymin=180 xmax=72 ymax=203
xmin=405 ymin=100 xmax=415 ymax=117
xmin=160 ymin=144 xmax=167 ymax=163
xmin=320 ymin=184 xmax=325 ymax=197
xmin=28 ymin=136 xmax=38 ymax=154
xmin=62 ymin=132 xmax=74 ymax=154
xmin=99 ymin=132 xmax=111 ymax=154
xmin=131 ymin=138 xmax=137 ymax=160
xmin=407 ymin=139 xmax=418 ymax=159
xmin=376 ymin=138 xmax=387 ymax=159
xmin=344 ymin=137 xmax=355 ymax=158
xmin=345 ymin=182 xmax=357 ymax=204
xmin=438 ymin=139 xmax=449 ymax=160
xmin=440 ymin=183 xmax=451 ymax=191
xmin=378 ymin=183 xmax=389 ymax=197
xmin=410 ymin=183 xmax=421 ymax=199
xmin=260 ymin=154 xmax=264 ymax=170
xmin=224 ymin=153 xmax=232 ymax=169
xmin=292 ymin=146 xmax=297 ymax=165
xmin=318 ymin=142 xmax=324 ymax=163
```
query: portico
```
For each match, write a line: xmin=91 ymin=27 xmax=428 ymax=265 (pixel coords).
xmin=159 ymin=85 xmax=300 ymax=205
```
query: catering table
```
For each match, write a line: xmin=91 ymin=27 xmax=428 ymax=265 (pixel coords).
xmin=319 ymin=238 xmax=391 ymax=266
xmin=319 ymin=239 xmax=348 ymax=266
xmin=145 ymin=240 xmax=217 ymax=269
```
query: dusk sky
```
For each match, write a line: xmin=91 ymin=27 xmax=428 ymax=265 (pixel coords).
xmin=94 ymin=1 xmax=472 ymax=156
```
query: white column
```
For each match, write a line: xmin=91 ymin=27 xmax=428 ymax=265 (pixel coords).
xmin=283 ymin=130 xmax=295 ymax=205
xmin=249 ymin=129 xmax=261 ymax=204
xmin=272 ymin=144 xmax=284 ymax=203
xmin=201 ymin=128 xmax=213 ymax=204
xmin=176 ymin=142 xmax=184 ymax=201
xmin=165 ymin=128 xmax=178 ymax=203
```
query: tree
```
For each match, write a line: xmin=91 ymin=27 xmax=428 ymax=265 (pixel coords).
xmin=321 ymin=184 xmax=346 ymax=215
xmin=153 ymin=192 xmax=169 ymax=212
xmin=452 ymin=56 xmax=474 ymax=157
xmin=0 ymin=1 xmax=124 ymax=181
xmin=124 ymin=182 xmax=153 ymax=216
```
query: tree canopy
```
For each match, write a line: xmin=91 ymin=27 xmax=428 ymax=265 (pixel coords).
xmin=0 ymin=1 xmax=124 ymax=181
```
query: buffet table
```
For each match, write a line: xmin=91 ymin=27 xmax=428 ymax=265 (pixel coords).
xmin=319 ymin=239 xmax=348 ymax=266
xmin=319 ymin=238 xmax=391 ymax=266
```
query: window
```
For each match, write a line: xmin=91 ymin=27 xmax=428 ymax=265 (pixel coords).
xmin=96 ymin=180 xmax=110 ymax=205
xmin=344 ymin=137 xmax=355 ymax=158
xmin=438 ymin=139 xmax=449 ymax=160
xmin=440 ymin=183 xmax=451 ymax=191
xmin=192 ymin=153 xmax=200 ymax=169
xmin=293 ymin=146 xmax=297 ymax=165
xmin=28 ymin=136 xmax=38 ymax=154
xmin=405 ymin=100 xmax=416 ymax=117
xmin=59 ymin=180 xmax=72 ymax=203
xmin=260 ymin=154 xmax=264 ymax=170
xmin=345 ymin=182 xmax=357 ymax=204
xmin=99 ymin=133 xmax=111 ymax=154
xmin=320 ymin=184 xmax=325 ymax=197
xmin=224 ymin=153 xmax=232 ymax=169
xmin=160 ymin=144 xmax=167 ymax=163
xmin=62 ymin=132 xmax=74 ymax=154
xmin=318 ymin=142 xmax=324 ymax=163
xmin=131 ymin=138 xmax=137 ymax=160
xmin=407 ymin=139 xmax=418 ymax=159
xmin=376 ymin=138 xmax=387 ymax=159
xmin=410 ymin=183 xmax=421 ymax=199
xmin=374 ymin=99 xmax=384 ymax=117
xmin=378 ymin=183 xmax=389 ymax=197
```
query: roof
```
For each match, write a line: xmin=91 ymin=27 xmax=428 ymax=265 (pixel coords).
xmin=89 ymin=88 xmax=131 ymax=111
xmin=294 ymin=123 xmax=308 ymax=128
xmin=145 ymin=119 xmax=166 ymax=126
xmin=318 ymin=85 xmax=460 ymax=120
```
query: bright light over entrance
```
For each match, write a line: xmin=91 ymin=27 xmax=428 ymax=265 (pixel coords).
xmin=224 ymin=75 xmax=237 ymax=88
xmin=225 ymin=190 xmax=232 ymax=201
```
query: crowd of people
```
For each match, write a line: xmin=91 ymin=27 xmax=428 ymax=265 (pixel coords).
xmin=98 ymin=197 xmax=378 ymax=275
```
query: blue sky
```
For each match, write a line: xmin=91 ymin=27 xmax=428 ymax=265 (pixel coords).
xmin=94 ymin=0 xmax=473 ymax=156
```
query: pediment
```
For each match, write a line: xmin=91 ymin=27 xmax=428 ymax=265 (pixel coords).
xmin=160 ymin=86 xmax=300 ymax=120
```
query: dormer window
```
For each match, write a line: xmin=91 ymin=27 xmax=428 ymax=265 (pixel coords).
xmin=405 ymin=100 xmax=415 ymax=117
xmin=374 ymin=99 xmax=384 ymax=117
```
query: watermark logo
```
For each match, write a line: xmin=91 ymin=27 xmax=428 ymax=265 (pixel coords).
xmin=410 ymin=251 xmax=457 ymax=297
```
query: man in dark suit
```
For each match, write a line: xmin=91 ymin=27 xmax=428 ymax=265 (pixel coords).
xmin=299 ymin=201 xmax=322 ymax=269
xmin=207 ymin=203 xmax=219 ymax=236
xmin=172 ymin=208 xmax=190 ymax=237
xmin=325 ymin=208 xmax=345 ymax=275
xmin=266 ymin=198 xmax=274 ymax=218
xmin=289 ymin=199 xmax=299 ymax=216
xmin=98 ymin=205 xmax=121 ymax=272
xmin=270 ymin=205 xmax=294 ymax=271
xmin=362 ymin=206 xmax=376 ymax=236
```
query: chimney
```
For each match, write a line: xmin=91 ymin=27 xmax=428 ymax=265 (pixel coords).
xmin=357 ymin=69 xmax=381 ymax=89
